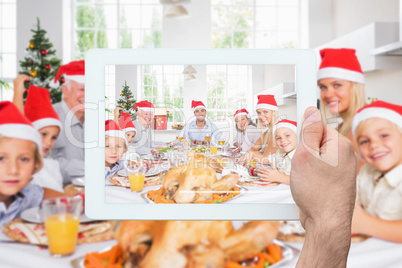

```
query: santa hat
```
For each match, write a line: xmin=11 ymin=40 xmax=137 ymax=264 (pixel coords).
xmin=234 ymin=109 xmax=250 ymax=119
xmin=317 ymin=48 xmax=364 ymax=84
xmin=133 ymin=100 xmax=154 ymax=112
xmin=352 ymin=101 xmax=402 ymax=135
xmin=24 ymin=85 xmax=61 ymax=131
xmin=118 ymin=112 xmax=136 ymax=133
xmin=256 ymin=95 xmax=278 ymax=111
xmin=50 ymin=60 xmax=85 ymax=88
xmin=191 ymin=100 xmax=206 ymax=111
xmin=273 ymin=119 xmax=297 ymax=134
xmin=0 ymin=101 xmax=42 ymax=151
xmin=105 ymin=119 xmax=127 ymax=145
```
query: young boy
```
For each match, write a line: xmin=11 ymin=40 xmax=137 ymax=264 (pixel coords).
xmin=258 ymin=119 xmax=297 ymax=185
xmin=351 ymin=101 xmax=402 ymax=243
xmin=105 ymin=120 xmax=128 ymax=181
xmin=0 ymin=101 xmax=68 ymax=228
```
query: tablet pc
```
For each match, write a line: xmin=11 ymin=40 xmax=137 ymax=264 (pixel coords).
xmin=85 ymin=49 xmax=316 ymax=220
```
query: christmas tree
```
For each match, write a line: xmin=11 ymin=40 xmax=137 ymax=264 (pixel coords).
xmin=116 ymin=81 xmax=136 ymax=120
xmin=19 ymin=18 xmax=62 ymax=104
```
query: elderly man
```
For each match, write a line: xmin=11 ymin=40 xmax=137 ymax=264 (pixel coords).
xmin=131 ymin=100 xmax=163 ymax=156
xmin=174 ymin=100 xmax=222 ymax=146
xmin=51 ymin=60 xmax=85 ymax=184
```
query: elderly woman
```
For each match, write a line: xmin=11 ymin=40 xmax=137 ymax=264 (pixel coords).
xmin=233 ymin=109 xmax=260 ymax=152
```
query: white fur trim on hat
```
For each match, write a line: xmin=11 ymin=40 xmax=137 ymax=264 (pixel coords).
xmin=317 ymin=67 xmax=365 ymax=84
xmin=273 ymin=122 xmax=297 ymax=134
xmin=352 ymin=107 xmax=402 ymax=135
xmin=0 ymin=124 xmax=42 ymax=151
xmin=105 ymin=130 xmax=128 ymax=145
xmin=123 ymin=127 xmax=136 ymax=133
xmin=137 ymin=107 xmax=154 ymax=112
xmin=234 ymin=112 xmax=250 ymax=119
xmin=192 ymin=105 xmax=206 ymax=111
xmin=255 ymin=103 xmax=278 ymax=112
xmin=65 ymin=75 xmax=85 ymax=84
xmin=32 ymin=118 xmax=62 ymax=131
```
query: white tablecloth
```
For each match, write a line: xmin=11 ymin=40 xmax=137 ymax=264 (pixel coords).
xmin=106 ymin=183 xmax=295 ymax=204
xmin=1 ymin=236 xmax=402 ymax=267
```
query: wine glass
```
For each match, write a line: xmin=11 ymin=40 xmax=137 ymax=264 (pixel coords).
xmin=218 ymin=135 xmax=227 ymax=151
xmin=204 ymin=133 xmax=211 ymax=147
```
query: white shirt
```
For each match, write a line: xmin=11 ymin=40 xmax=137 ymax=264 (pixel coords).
xmin=131 ymin=120 xmax=153 ymax=157
xmin=267 ymin=149 xmax=295 ymax=175
xmin=31 ymin=158 xmax=64 ymax=192
xmin=356 ymin=164 xmax=402 ymax=220
xmin=233 ymin=125 xmax=260 ymax=152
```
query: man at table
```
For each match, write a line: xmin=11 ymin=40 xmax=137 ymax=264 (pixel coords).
xmin=50 ymin=60 xmax=85 ymax=184
xmin=131 ymin=100 xmax=163 ymax=156
xmin=173 ymin=100 xmax=222 ymax=146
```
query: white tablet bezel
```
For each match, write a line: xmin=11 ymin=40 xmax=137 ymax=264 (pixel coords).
xmin=85 ymin=49 xmax=317 ymax=220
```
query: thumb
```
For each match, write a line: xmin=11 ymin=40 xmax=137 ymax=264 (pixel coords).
xmin=299 ymin=107 xmax=324 ymax=158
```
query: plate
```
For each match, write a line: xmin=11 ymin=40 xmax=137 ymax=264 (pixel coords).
xmin=70 ymin=240 xmax=299 ymax=268
xmin=72 ymin=177 xmax=85 ymax=187
xmin=142 ymin=185 xmax=247 ymax=204
xmin=220 ymin=153 xmax=237 ymax=158
xmin=21 ymin=207 xmax=94 ymax=224
xmin=117 ymin=168 xmax=162 ymax=177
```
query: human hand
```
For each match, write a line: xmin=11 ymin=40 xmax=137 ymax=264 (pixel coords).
xmin=239 ymin=151 xmax=255 ymax=163
xmin=233 ymin=142 xmax=241 ymax=148
xmin=258 ymin=167 xmax=279 ymax=181
xmin=114 ymin=107 xmax=122 ymax=116
xmin=13 ymin=74 xmax=30 ymax=94
xmin=292 ymin=107 xmax=358 ymax=267
xmin=155 ymin=145 xmax=164 ymax=151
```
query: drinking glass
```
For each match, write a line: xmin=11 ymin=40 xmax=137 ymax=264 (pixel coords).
xmin=42 ymin=196 xmax=83 ymax=257
xmin=204 ymin=133 xmax=211 ymax=147
xmin=127 ymin=164 xmax=146 ymax=192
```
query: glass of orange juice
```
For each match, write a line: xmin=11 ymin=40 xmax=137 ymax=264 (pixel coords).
xmin=41 ymin=196 xmax=83 ymax=257
xmin=210 ymin=143 xmax=218 ymax=155
xmin=128 ymin=164 xmax=146 ymax=192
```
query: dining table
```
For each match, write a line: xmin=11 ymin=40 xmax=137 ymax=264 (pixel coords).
xmin=1 ymin=231 xmax=402 ymax=268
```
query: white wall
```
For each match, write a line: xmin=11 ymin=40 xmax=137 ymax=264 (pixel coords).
xmin=308 ymin=0 xmax=333 ymax=48
xmin=17 ymin=0 xmax=63 ymax=70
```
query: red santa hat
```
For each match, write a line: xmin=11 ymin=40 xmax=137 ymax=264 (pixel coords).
xmin=133 ymin=100 xmax=154 ymax=112
xmin=24 ymin=85 xmax=61 ymax=131
xmin=0 ymin=101 xmax=42 ymax=151
xmin=191 ymin=100 xmax=206 ymax=111
xmin=273 ymin=119 xmax=297 ymax=134
xmin=118 ymin=112 xmax=136 ymax=133
xmin=105 ymin=119 xmax=127 ymax=145
xmin=352 ymin=101 xmax=402 ymax=135
xmin=234 ymin=109 xmax=250 ymax=119
xmin=50 ymin=60 xmax=85 ymax=88
xmin=317 ymin=48 xmax=364 ymax=84
xmin=256 ymin=95 xmax=278 ymax=111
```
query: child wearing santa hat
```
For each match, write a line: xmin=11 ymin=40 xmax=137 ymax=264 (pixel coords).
xmin=114 ymin=107 xmax=139 ymax=166
xmin=258 ymin=119 xmax=297 ymax=185
xmin=233 ymin=109 xmax=259 ymax=152
xmin=240 ymin=94 xmax=279 ymax=163
xmin=318 ymin=48 xmax=366 ymax=170
xmin=105 ymin=120 xmax=128 ymax=181
xmin=351 ymin=101 xmax=402 ymax=242
xmin=12 ymin=76 xmax=64 ymax=192
xmin=0 ymin=101 xmax=69 ymax=227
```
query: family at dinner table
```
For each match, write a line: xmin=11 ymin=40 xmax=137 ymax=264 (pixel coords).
xmin=1 ymin=48 xmax=402 ymax=247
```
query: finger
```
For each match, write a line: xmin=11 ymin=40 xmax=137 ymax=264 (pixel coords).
xmin=299 ymin=107 xmax=324 ymax=158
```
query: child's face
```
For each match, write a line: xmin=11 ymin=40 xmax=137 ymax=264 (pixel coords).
xmin=0 ymin=138 xmax=36 ymax=203
xmin=318 ymin=78 xmax=352 ymax=115
xmin=105 ymin=137 xmax=126 ymax=167
xmin=126 ymin=131 xmax=136 ymax=144
xmin=235 ymin=116 xmax=249 ymax=131
xmin=39 ymin=126 xmax=60 ymax=154
xmin=275 ymin=128 xmax=297 ymax=153
xmin=357 ymin=118 xmax=402 ymax=173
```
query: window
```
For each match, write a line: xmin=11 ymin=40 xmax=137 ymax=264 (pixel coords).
xmin=211 ymin=0 xmax=299 ymax=48
xmin=0 ymin=0 xmax=16 ymax=101
xmin=207 ymin=65 xmax=250 ymax=122
xmin=73 ymin=0 xmax=162 ymax=59
xmin=141 ymin=65 xmax=184 ymax=123
xmin=105 ymin=65 xmax=115 ymax=119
